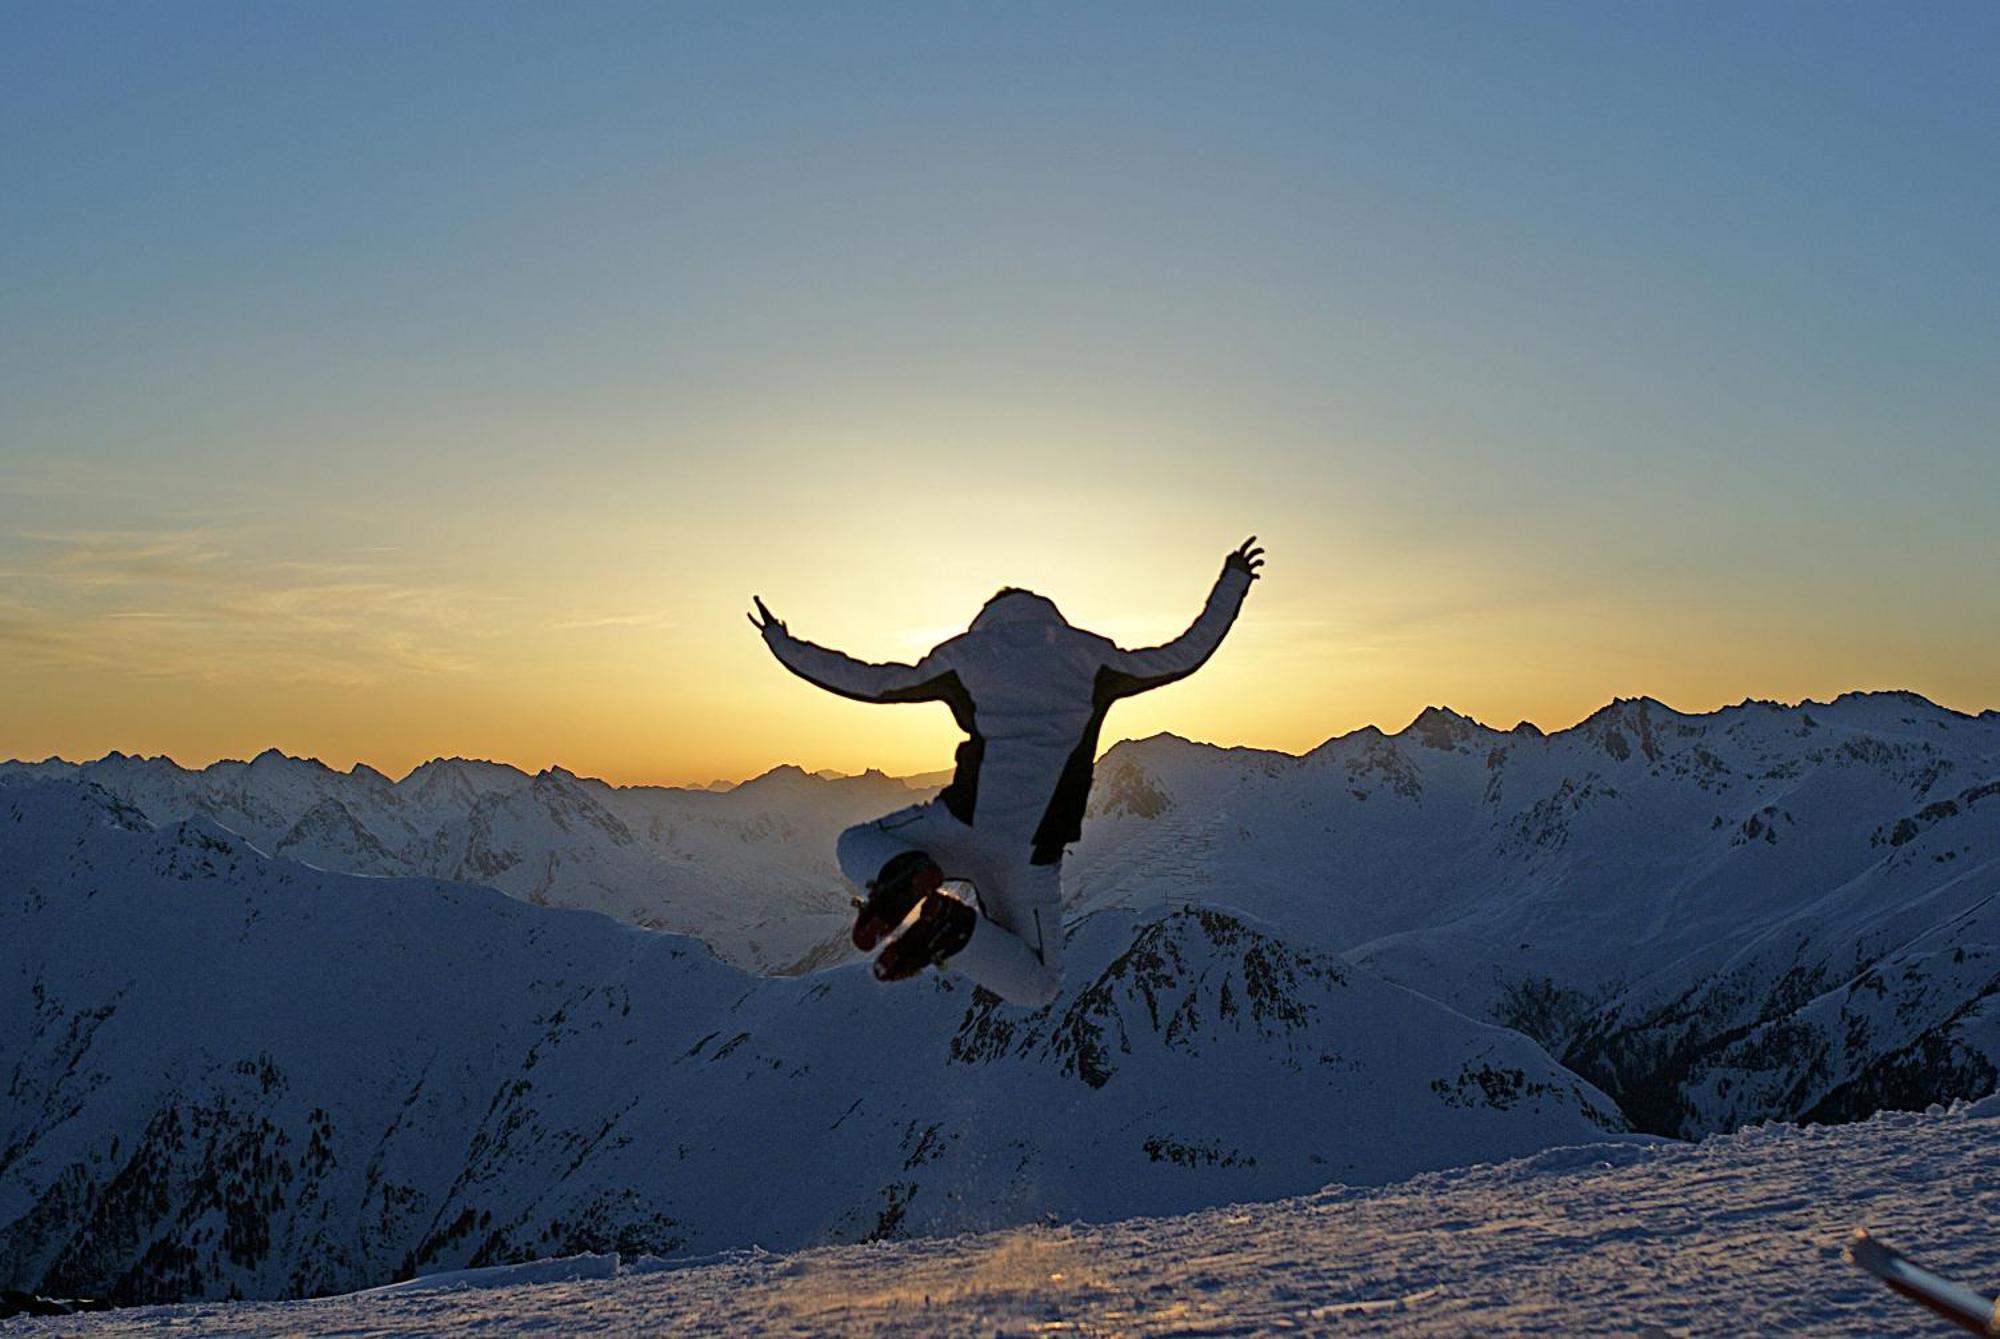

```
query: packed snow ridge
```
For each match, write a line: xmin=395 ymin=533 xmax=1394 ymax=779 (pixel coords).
xmin=17 ymin=1098 xmax=2000 ymax=1335
xmin=3 ymin=690 xmax=1998 ymax=1307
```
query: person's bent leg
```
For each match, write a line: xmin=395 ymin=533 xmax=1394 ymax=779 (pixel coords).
xmin=946 ymin=917 xmax=1061 ymax=1006
xmin=837 ymin=804 xmax=963 ymax=951
xmin=946 ymin=861 xmax=1064 ymax=1007
xmin=835 ymin=805 xmax=930 ymax=889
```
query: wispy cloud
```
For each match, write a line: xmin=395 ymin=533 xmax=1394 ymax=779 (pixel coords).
xmin=0 ymin=597 xmax=105 ymax=668
xmin=0 ymin=530 xmax=505 ymax=686
xmin=0 ymin=456 xmax=136 ymax=499
xmin=551 ymin=609 xmax=679 ymax=631
xmin=23 ymin=528 xmax=229 ymax=588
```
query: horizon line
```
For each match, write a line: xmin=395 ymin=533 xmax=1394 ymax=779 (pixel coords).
xmin=6 ymin=686 xmax=1992 ymax=792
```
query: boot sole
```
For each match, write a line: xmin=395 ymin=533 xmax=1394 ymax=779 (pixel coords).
xmin=872 ymin=891 xmax=971 ymax=982
xmin=851 ymin=864 xmax=943 ymax=952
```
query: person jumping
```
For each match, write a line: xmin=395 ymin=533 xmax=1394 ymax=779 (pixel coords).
xmin=748 ymin=537 xmax=1264 ymax=1007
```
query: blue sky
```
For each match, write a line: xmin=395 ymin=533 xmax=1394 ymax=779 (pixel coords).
xmin=3 ymin=3 xmax=1996 ymax=779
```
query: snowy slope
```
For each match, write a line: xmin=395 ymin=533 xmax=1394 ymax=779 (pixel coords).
xmin=0 ymin=780 xmax=1623 ymax=1305
xmin=13 ymin=1098 xmax=2000 ymax=1335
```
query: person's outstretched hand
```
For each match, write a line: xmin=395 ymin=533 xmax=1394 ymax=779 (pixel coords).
xmin=1225 ymin=536 xmax=1266 ymax=581
xmin=747 ymin=595 xmax=786 ymax=635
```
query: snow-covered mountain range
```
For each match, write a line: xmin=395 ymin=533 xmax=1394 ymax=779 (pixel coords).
xmin=0 ymin=750 xmax=930 ymax=975
xmin=1065 ymin=691 xmax=2000 ymax=1139
xmin=4 ymin=689 xmax=1998 ymax=1306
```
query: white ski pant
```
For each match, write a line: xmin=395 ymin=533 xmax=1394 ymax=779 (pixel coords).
xmin=836 ymin=801 xmax=1064 ymax=1008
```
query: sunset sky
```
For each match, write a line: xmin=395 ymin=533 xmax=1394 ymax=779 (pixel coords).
xmin=4 ymin=4 xmax=1996 ymax=785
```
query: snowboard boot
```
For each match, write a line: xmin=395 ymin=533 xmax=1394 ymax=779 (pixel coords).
xmin=872 ymin=889 xmax=976 ymax=983
xmin=851 ymin=850 xmax=944 ymax=951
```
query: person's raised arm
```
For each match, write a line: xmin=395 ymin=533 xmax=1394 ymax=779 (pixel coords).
xmin=1101 ymin=538 xmax=1263 ymax=694
xmin=749 ymin=595 xmax=955 ymax=704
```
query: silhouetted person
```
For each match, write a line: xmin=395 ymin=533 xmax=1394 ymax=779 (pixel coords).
xmin=750 ymin=537 xmax=1264 ymax=1005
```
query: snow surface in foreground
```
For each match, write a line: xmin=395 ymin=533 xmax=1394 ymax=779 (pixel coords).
xmin=15 ymin=1099 xmax=2000 ymax=1337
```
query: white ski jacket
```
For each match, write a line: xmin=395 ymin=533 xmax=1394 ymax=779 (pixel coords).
xmin=763 ymin=564 xmax=1253 ymax=865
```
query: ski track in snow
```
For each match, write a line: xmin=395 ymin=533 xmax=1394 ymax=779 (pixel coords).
xmin=15 ymin=1101 xmax=2000 ymax=1337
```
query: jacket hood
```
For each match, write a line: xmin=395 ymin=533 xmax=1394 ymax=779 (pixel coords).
xmin=969 ymin=590 xmax=1069 ymax=632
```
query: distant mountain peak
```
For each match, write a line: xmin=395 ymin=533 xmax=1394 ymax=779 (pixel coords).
xmin=1114 ymin=732 xmax=1291 ymax=764
xmin=410 ymin=755 xmax=507 ymax=772
xmin=403 ymin=755 xmax=527 ymax=783
xmin=249 ymin=746 xmax=333 ymax=774
xmin=1834 ymin=688 xmax=1936 ymax=705
xmin=1399 ymin=705 xmax=1489 ymax=752
xmin=1822 ymin=688 xmax=1970 ymax=720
